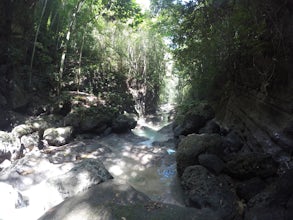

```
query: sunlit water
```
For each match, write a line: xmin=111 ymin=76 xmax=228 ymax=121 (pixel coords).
xmin=101 ymin=104 xmax=184 ymax=206
xmin=0 ymin=105 xmax=184 ymax=220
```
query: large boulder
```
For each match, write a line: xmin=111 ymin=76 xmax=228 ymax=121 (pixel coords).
xmin=173 ymin=103 xmax=215 ymax=137
xmin=224 ymin=153 xmax=278 ymax=180
xmin=112 ymin=114 xmax=137 ymax=133
xmin=64 ymin=106 xmax=113 ymax=134
xmin=39 ymin=180 xmax=220 ymax=220
xmin=181 ymin=165 xmax=239 ymax=220
xmin=176 ymin=133 xmax=223 ymax=176
xmin=47 ymin=159 xmax=113 ymax=199
xmin=43 ymin=126 xmax=74 ymax=146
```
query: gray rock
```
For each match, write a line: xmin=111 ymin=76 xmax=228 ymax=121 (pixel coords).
xmin=112 ymin=114 xmax=137 ymax=133
xmin=39 ymin=180 xmax=220 ymax=220
xmin=176 ymin=133 xmax=223 ymax=176
xmin=173 ymin=103 xmax=215 ymax=137
xmin=0 ymin=151 xmax=50 ymax=190
xmin=64 ymin=106 xmax=113 ymax=134
xmin=47 ymin=159 xmax=113 ymax=199
xmin=198 ymin=153 xmax=225 ymax=175
xmin=181 ymin=165 xmax=239 ymax=220
xmin=43 ymin=126 xmax=74 ymax=146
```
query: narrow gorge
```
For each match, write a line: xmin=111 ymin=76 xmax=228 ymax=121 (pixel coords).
xmin=0 ymin=0 xmax=292 ymax=220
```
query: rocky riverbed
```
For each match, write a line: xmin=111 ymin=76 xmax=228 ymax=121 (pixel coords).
xmin=0 ymin=102 xmax=293 ymax=220
xmin=0 ymin=105 xmax=191 ymax=220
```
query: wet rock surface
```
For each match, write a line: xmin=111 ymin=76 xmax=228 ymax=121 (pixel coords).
xmin=1 ymin=100 xmax=292 ymax=220
xmin=174 ymin=102 xmax=293 ymax=220
xmin=39 ymin=180 xmax=220 ymax=220
xmin=0 ymin=105 xmax=195 ymax=219
xmin=176 ymin=133 xmax=223 ymax=176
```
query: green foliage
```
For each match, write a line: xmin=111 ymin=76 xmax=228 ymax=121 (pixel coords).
xmin=162 ymin=0 xmax=292 ymax=108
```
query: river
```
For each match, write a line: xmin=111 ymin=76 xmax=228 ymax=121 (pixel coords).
xmin=100 ymin=104 xmax=184 ymax=206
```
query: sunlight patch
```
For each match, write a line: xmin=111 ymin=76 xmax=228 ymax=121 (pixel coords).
xmin=109 ymin=165 xmax=123 ymax=176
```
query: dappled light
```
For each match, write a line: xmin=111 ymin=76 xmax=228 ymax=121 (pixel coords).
xmin=1 ymin=0 xmax=292 ymax=219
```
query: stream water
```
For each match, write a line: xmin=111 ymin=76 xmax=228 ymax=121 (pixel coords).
xmin=0 ymin=105 xmax=185 ymax=220
xmin=100 ymin=104 xmax=185 ymax=206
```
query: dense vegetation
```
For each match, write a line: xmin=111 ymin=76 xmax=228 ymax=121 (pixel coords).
xmin=0 ymin=0 xmax=292 ymax=117
xmin=153 ymin=0 xmax=292 ymax=115
xmin=0 ymin=0 xmax=167 ymax=117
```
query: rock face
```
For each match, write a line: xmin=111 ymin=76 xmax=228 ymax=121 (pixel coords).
xmin=39 ymin=180 xmax=220 ymax=220
xmin=176 ymin=133 xmax=223 ymax=176
xmin=181 ymin=165 xmax=239 ymax=220
xmin=43 ymin=126 xmax=74 ymax=146
xmin=218 ymin=85 xmax=293 ymax=164
xmin=173 ymin=99 xmax=293 ymax=220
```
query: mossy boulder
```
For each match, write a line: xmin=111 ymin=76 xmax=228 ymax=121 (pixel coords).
xmin=176 ymin=133 xmax=223 ymax=176
xmin=64 ymin=106 xmax=115 ymax=134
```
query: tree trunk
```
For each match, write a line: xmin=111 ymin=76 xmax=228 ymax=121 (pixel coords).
xmin=76 ymin=33 xmax=85 ymax=92
xmin=58 ymin=0 xmax=85 ymax=95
